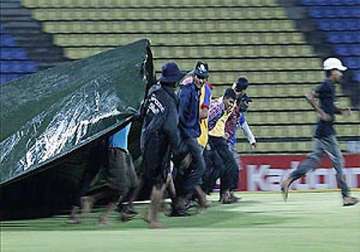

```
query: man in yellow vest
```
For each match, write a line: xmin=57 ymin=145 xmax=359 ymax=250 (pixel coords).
xmin=198 ymin=82 xmax=212 ymax=148
xmin=207 ymin=88 xmax=239 ymax=203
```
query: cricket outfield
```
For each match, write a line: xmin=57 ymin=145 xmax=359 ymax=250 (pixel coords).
xmin=2 ymin=191 xmax=359 ymax=252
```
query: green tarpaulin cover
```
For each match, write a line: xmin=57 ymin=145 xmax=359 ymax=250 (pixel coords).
xmin=0 ymin=39 xmax=153 ymax=185
xmin=0 ymin=40 xmax=154 ymax=219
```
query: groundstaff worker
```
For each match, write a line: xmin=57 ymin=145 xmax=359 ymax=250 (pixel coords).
xmin=141 ymin=62 xmax=188 ymax=228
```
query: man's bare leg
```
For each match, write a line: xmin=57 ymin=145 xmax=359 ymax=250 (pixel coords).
xmin=148 ymin=186 xmax=164 ymax=229
xmin=67 ymin=206 xmax=81 ymax=224
xmin=99 ymin=201 xmax=117 ymax=225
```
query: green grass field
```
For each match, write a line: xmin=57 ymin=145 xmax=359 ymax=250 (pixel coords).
xmin=1 ymin=192 xmax=359 ymax=252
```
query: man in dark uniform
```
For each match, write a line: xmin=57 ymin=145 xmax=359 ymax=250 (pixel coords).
xmin=141 ymin=62 xmax=187 ymax=228
xmin=281 ymin=58 xmax=358 ymax=207
xmin=176 ymin=61 xmax=209 ymax=211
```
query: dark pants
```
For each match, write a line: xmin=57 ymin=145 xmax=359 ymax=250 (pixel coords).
xmin=88 ymin=148 xmax=139 ymax=203
xmin=176 ymin=137 xmax=206 ymax=197
xmin=143 ymin=134 xmax=171 ymax=188
xmin=73 ymin=142 xmax=107 ymax=207
xmin=125 ymin=154 xmax=139 ymax=193
xmin=209 ymin=136 xmax=239 ymax=192
xmin=290 ymin=135 xmax=349 ymax=198
xmin=106 ymin=148 xmax=136 ymax=197
xmin=202 ymin=148 xmax=219 ymax=193
xmin=202 ymin=147 xmax=228 ymax=194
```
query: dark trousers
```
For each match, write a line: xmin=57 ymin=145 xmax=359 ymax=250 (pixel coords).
xmin=143 ymin=134 xmax=171 ymax=188
xmin=209 ymin=136 xmax=239 ymax=192
xmin=202 ymin=148 xmax=218 ymax=193
xmin=103 ymin=148 xmax=130 ymax=198
xmin=73 ymin=142 xmax=106 ymax=207
xmin=202 ymin=147 xmax=226 ymax=193
xmin=87 ymin=147 xmax=139 ymax=203
xmin=125 ymin=154 xmax=139 ymax=193
xmin=176 ymin=137 xmax=206 ymax=197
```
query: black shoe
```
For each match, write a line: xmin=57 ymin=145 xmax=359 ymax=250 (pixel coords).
xmin=168 ymin=207 xmax=191 ymax=217
xmin=124 ymin=205 xmax=138 ymax=215
xmin=169 ymin=197 xmax=191 ymax=216
xmin=117 ymin=203 xmax=138 ymax=215
xmin=120 ymin=211 xmax=137 ymax=222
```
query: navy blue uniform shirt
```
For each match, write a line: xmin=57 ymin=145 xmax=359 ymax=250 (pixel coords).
xmin=178 ymin=82 xmax=201 ymax=139
xmin=141 ymin=84 xmax=180 ymax=152
xmin=314 ymin=79 xmax=337 ymax=138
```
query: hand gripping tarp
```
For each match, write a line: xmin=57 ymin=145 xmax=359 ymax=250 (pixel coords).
xmin=0 ymin=39 xmax=154 ymax=219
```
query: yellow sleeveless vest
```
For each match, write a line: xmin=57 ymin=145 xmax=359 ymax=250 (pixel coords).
xmin=209 ymin=107 xmax=233 ymax=138
xmin=198 ymin=85 xmax=209 ymax=147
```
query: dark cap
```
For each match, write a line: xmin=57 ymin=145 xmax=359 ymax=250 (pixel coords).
xmin=159 ymin=62 xmax=185 ymax=83
xmin=234 ymin=76 xmax=249 ymax=91
xmin=224 ymin=88 xmax=237 ymax=100
xmin=193 ymin=61 xmax=209 ymax=79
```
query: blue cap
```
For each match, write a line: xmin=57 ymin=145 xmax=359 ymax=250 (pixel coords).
xmin=159 ymin=62 xmax=185 ymax=83
xmin=235 ymin=77 xmax=248 ymax=91
xmin=193 ymin=61 xmax=209 ymax=79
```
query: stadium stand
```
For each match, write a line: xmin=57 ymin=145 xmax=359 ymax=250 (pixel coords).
xmin=0 ymin=0 xmax=67 ymax=84
xmin=301 ymin=0 xmax=360 ymax=83
xmin=4 ymin=0 xmax=359 ymax=154
xmin=0 ymin=24 xmax=38 ymax=84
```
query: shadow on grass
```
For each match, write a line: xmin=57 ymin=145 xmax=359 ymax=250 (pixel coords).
xmin=1 ymin=200 xmax=294 ymax=231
